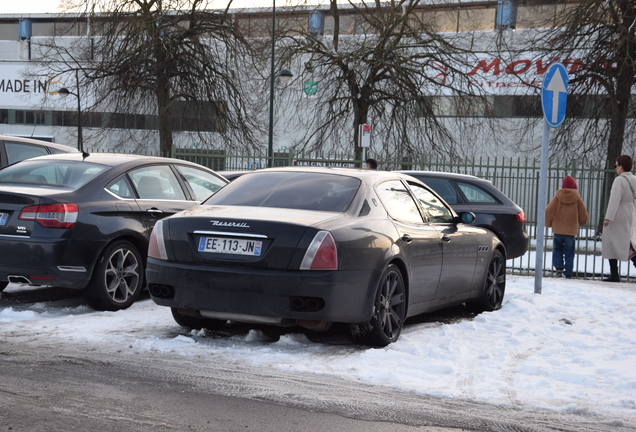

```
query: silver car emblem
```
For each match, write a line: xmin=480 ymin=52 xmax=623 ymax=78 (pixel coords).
xmin=209 ymin=220 xmax=250 ymax=228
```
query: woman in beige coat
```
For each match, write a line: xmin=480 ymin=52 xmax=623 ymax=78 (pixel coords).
xmin=602 ymin=155 xmax=636 ymax=282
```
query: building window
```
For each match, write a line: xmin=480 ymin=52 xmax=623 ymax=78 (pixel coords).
xmin=417 ymin=96 xmax=493 ymax=117
xmin=421 ymin=10 xmax=459 ymax=33
xmin=36 ymin=111 xmax=46 ymax=124
xmin=0 ymin=23 xmax=19 ymax=41
xmin=32 ymin=22 xmax=55 ymax=37
xmin=171 ymin=100 xmax=227 ymax=133
xmin=516 ymin=4 xmax=557 ymax=28
xmin=458 ymin=7 xmax=497 ymax=31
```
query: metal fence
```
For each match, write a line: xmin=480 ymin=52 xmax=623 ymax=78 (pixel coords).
xmin=91 ymin=146 xmax=623 ymax=280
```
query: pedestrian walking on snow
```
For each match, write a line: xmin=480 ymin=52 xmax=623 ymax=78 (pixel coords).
xmin=545 ymin=176 xmax=588 ymax=278
xmin=364 ymin=158 xmax=378 ymax=170
xmin=602 ymin=155 xmax=636 ymax=282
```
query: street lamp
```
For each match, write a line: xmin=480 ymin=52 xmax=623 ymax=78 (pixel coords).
xmin=267 ymin=0 xmax=293 ymax=168
xmin=58 ymin=69 xmax=83 ymax=152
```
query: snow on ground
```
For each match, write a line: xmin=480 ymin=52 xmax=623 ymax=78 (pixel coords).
xmin=1 ymin=275 xmax=635 ymax=422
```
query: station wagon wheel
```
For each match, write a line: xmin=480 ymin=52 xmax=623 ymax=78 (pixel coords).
xmin=348 ymin=264 xmax=406 ymax=347
xmin=467 ymin=249 xmax=506 ymax=313
xmin=84 ymin=240 xmax=144 ymax=311
xmin=171 ymin=308 xmax=226 ymax=331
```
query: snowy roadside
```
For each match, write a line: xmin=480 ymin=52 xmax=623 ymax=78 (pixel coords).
xmin=1 ymin=275 xmax=635 ymax=426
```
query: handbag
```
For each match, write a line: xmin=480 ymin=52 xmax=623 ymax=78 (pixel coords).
xmin=623 ymin=175 xmax=636 ymax=198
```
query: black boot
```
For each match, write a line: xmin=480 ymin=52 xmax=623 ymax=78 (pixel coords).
xmin=631 ymin=256 xmax=636 ymax=269
xmin=603 ymin=259 xmax=620 ymax=282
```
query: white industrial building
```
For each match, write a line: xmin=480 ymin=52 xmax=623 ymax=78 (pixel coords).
xmin=0 ymin=1 xmax=630 ymax=161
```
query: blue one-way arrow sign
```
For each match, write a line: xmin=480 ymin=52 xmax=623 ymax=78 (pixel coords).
xmin=541 ymin=62 xmax=568 ymax=128
xmin=535 ymin=62 xmax=569 ymax=294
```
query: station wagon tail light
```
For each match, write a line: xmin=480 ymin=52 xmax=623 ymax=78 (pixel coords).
xmin=516 ymin=212 xmax=526 ymax=222
xmin=300 ymin=231 xmax=338 ymax=270
xmin=148 ymin=220 xmax=168 ymax=260
xmin=19 ymin=203 xmax=78 ymax=229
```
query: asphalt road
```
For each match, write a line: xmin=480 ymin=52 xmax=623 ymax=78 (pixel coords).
xmin=0 ymin=345 xmax=463 ymax=432
xmin=1 ymin=286 xmax=633 ymax=432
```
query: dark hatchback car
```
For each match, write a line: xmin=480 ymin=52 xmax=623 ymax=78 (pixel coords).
xmin=0 ymin=135 xmax=78 ymax=168
xmin=0 ymin=153 xmax=227 ymax=310
xmin=146 ymin=168 xmax=506 ymax=347
xmin=397 ymin=171 xmax=528 ymax=259
xmin=216 ymin=170 xmax=251 ymax=181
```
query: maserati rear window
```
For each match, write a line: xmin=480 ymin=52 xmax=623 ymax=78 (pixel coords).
xmin=0 ymin=160 xmax=108 ymax=189
xmin=205 ymin=172 xmax=360 ymax=212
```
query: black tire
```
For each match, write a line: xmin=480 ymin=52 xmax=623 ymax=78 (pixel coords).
xmin=0 ymin=281 xmax=7 ymax=292
xmin=84 ymin=240 xmax=144 ymax=311
xmin=348 ymin=264 xmax=406 ymax=347
xmin=171 ymin=308 xmax=226 ymax=330
xmin=467 ymin=249 xmax=506 ymax=312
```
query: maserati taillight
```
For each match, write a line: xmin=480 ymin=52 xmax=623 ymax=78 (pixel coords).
xmin=300 ymin=231 xmax=337 ymax=270
xmin=148 ymin=219 xmax=168 ymax=260
xmin=19 ymin=203 xmax=78 ymax=229
xmin=516 ymin=211 xmax=526 ymax=223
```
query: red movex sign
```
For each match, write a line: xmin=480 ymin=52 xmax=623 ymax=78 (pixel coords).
xmin=423 ymin=56 xmax=597 ymax=95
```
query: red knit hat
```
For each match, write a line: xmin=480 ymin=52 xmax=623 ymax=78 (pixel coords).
xmin=562 ymin=176 xmax=578 ymax=189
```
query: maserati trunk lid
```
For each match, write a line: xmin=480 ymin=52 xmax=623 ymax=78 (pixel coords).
xmin=166 ymin=205 xmax=339 ymax=269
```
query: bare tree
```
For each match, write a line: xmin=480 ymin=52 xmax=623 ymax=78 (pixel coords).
xmin=269 ymin=0 xmax=486 ymax=162
xmin=33 ymin=0 xmax=259 ymax=156
xmin=503 ymin=0 xmax=636 ymax=163
xmin=515 ymin=0 xmax=636 ymax=231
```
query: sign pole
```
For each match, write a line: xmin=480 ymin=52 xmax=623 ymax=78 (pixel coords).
xmin=359 ymin=124 xmax=371 ymax=166
xmin=534 ymin=118 xmax=550 ymax=294
xmin=535 ymin=61 xmax=568 ymax=294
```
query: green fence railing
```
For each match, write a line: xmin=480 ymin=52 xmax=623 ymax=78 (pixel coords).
xmin=90 ymin=145 xmax=620 ymax=280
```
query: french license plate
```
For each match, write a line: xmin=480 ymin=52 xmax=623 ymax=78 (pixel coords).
xmin=0 ymin=212 xmax=7 ymax=227
xmin=198 ymin=237 xmax=262 ymax=256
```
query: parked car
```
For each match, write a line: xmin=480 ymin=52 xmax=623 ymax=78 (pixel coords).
xmin=0 ymin=135 xmax=78 ymax=169
xmin=216 ymin=170 xmax=251 ymax=181
xmin=396 ymin=171 xmax=528 ymax=259
xmin=0 ymin=153 xmax=228 ymax=310
xmin=146 ymin=167 xmax=506 ymax=347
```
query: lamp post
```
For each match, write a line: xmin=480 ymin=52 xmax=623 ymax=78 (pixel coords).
xmin=58 ymin=69 xmax=83 ymax=152
xmin=267 ymin=0 xmax=293 ymax=168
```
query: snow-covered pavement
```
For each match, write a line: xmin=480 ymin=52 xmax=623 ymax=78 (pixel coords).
xmin=1 ymin=275 xmax=635 ymax=424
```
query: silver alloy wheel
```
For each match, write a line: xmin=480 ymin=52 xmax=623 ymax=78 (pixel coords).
xmin=103 ymin=247 xmax=141 ymax=304
xmin=377 ymin=267 xmax=405 ymax=341
xmin=483 ymin=250 xmax=506 ymax=310
xmin=348 ymin=264 xmax=406 ymax=347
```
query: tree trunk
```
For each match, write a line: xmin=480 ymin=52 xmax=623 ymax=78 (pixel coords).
xmin=330 ymin=0 xmax=339 ymax=52
xmin=157 ymin=82 xmax=173 ymax=158
xmin=596 ymin=48 xmax=634 ymax=235
xmin=155 ymin=27 xmax=174 ymax=158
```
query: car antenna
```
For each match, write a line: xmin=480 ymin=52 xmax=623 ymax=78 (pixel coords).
xmin=82 ymin=150 xmax=90 ymax=159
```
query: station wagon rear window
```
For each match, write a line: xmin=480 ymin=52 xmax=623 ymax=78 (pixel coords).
xmin=456 ymin=181 xmax=499 ymax=204
xmin=205 ymin=172 xmax=360 ymax=212
xmin=0 ymin=160 xmax=108 ymax=189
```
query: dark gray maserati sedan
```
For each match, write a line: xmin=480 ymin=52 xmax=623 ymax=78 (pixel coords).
xmin=146 ymin=167 xmax=506 ymax=347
